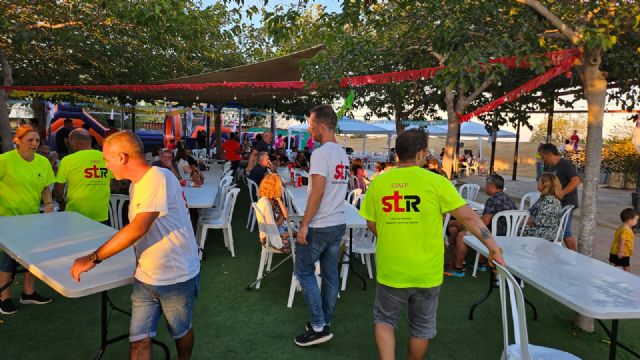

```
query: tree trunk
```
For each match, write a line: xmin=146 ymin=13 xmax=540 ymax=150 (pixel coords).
xmin=0 ymin=50 xmax=14 ymax=153
xmin=214 ymin=106 xmax=222 ymax=158
xmin=31 ymin=100 xmax=46 ymax=134
xmin=442 ymin=88 xmax=460 ymax=179
xmin=574 ymin=47 xmax=606 ymax=333
xmin=394 ymin=106 xmax=406 ymax=135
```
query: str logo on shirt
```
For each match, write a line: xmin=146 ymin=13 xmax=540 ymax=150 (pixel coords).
xmin=382 ymin=191 xmax=421 ymax=213
xmin=84 ymin=165 xmax=109 ymax=179
xmin=334 ymin=163 xmax=349 ymax=180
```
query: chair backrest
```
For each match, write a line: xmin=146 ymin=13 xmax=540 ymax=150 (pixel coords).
xmin=281 ymin=187 xmax=299 ymax=215
xmin=346 ymin=189 xmax=363 ymax=205
xmin=252 ymin=202 xmax=285 ymax=250
xmin=222 ymin=169 xmax=234 ymax=180
xmin=442 ymin=213 xmax=451 ymax=245
xmin=222 ymin=188 xmax=241 ymax=222
xmin=217 ymin=184 xmax=236 ymax=209
xmin=496 ymin=263 xmax=531 ymax=359
xmin=459 ymin=183 xmax=480 ymax=202
xmin=553 ymin=205 xmax=575 ymax=246
xmin=108 ymin=194 xmax=130 ymax=230
xmin=219 ymin=176 xmax=233 ymax=190
xmin=352 ymin=194 xmax=365 ymax=209
xmin=519 ymin=192 xmax=541 ymax=210
xmin=492 ymin=210 xmax=530 ymax=237
xmin=247 ymin=179 xmax=259 ymax=203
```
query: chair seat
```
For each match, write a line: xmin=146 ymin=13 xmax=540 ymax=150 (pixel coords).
xmin=352 ymin=238 xmax=376 ymax=254
xmin=504 ymin=343 xmax=581 ymax=360
xmin=201 ymin=218 xmax=226 ymax=228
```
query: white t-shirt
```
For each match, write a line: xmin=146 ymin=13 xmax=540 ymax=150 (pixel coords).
xmin=177 ymin=158 xmax=190 ymax=179
xmin=128 ymin=166 xmax=200 ymax=285
xmin=307 ymin=142 xmax=349 ymax=227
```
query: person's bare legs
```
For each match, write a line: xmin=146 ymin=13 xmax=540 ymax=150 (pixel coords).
xmin=130 ymin=338 xmax=152 ymax=360
xmin=455 ymin=230 xmax=469 ymax=269
xmin=407 ymin=337 xmax=429 ymax=360
xmin=375 ymin=323 xmax=396 ymax=360
xmin=23 ymin=272 xmax=36 ymax=294
xmin=176 ymin=328 xmax=195 ymax=360
xmin=0 ymin=272 xmax=11 ymax=300
xmin=564 ymin=236 xmax=577 ymax=251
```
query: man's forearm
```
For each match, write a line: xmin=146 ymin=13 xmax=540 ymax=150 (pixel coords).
xmin=41 ymin=187 xmax=53 ymax=205
xmin=53 ymin=183 xmax=65 ymax=204
xmin=563 ymin=177 xmax=581 ymax=195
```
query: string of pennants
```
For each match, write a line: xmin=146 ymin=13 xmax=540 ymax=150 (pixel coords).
xmin=4 ymin=49 xmax=580 ymax=122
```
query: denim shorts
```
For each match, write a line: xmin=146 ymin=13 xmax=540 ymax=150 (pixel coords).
xmin=563 ymin=209 xmax=574 ymax=238
xmin=0 ymin=252 xmax=17 ymax=273
xmin=374 ymin=283 xmax=441 ymax=339
xmin=129 ymin=273 xmax=200 ymax=342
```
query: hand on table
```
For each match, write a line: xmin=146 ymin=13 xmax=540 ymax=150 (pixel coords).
xmin=489 ymin=251 xmax=506 ymax=267
xmin=70 ymin=256 xmax=96 ymax=282
xmin=296 ymin=224 xmax=308 ymax=246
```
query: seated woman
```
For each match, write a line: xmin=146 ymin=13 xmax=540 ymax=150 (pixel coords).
xmin=255 ymin=174 xmax=293 ymax=252
xmin=425 ymin=158 xmax=447 ymax=177
xmin=294 ymin=151 xmax=310 ymax=172
xmin=522 ymin=173 xmax=563 ymax=242
xmin=350 ymin=158 xmax=368 ymax=191
xmin=370 ymin=161 xmax=387 ymax=180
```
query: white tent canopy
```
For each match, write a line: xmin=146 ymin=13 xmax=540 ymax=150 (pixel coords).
xmin=287 ymin=117 xmax=395 ymax=153
xmin=434 ymin=121 xmax=516 ymax=139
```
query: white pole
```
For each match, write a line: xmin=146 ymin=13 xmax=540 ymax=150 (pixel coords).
xmin=478 ymin=138 xmax=483 ymax=159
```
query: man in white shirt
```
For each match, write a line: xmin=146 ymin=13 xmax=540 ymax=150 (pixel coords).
xmin=70 ymin=131 xmax=200 ymax=360
xmin=294 ymin=105 xmax=349 ymax=347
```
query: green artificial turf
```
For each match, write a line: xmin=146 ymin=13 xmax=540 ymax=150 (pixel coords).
xmin=1 ymin=188 xmax=638 ymax=359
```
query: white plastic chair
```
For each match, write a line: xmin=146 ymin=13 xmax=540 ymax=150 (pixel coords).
xmin=459 ymin=183 xmax=480 ymax=202
xmin=464 ymin=159 xmax=478 ymax=177
xmin=284 ymin=216 xmax=322 ymax=308
xmin=443 ymin=213 xmax=451 ymax=246
xmin=472 ymin=210 xmax=529 ymax=277
xmin=495 ymin=263 xmax=581 ymax=360
xmin=198 ymin=188 xmax=240 ymax=258
xmin=519 ymin=192 xmax=541 ymax=210
xmin=281 ymin=187 xmax=299 ymax=216
xmin=252 ymin=203 xmax=290 ymax=289
xmin=108 ymin=194 xmax=129 ymax=230
xmin=246 ymin=179 xmax=259 ymax=232
xmin=197 ymin=183 xmax=236 ymax=228
xmin=340 ymin=229 xmax=376 ymax=290
xmin=553 ymin=205 xmax=575 ymax=246
xmin=346 ymin=188 xmax=363 ymax=205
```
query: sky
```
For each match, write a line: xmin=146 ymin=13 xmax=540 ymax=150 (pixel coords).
xmin=201 ymin=0 xmax=342 ymax=16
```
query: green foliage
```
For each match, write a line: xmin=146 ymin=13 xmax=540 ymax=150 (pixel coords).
xmin=601 ymin=141 xmax=640 ymax=176
xmin=0 ymin=0 xmax=245 ymax=86
xmin=530 ymin=116 xmax=587 ymax=144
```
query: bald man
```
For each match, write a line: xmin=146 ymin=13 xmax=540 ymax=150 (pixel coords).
xmin=54 ymin=128 xmax=111 ymax=223
xmin=255 ymin=131 xmax=273 ymax=153
xmin=70 ymin=131 xmax=200 ymax=360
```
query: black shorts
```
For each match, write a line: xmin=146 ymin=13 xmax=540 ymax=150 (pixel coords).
xmin=609 ymin=254 xmax=630 ymax=267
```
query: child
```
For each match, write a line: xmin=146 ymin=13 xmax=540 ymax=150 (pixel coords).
xmin=609 ymin=208 xmax=638 ymax=272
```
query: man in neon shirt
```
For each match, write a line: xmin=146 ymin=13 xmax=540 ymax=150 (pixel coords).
xmin=360 ymin=129 xmax=505 ymax=360
xmin=54 ymin=128 xmax=111 ymax=223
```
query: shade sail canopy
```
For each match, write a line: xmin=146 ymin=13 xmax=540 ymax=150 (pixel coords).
xmin=288 ymin=117 xmax=395 ymax=135
xmin=434 ymin=121 xmax=516 ymax=138
xmin=86 ymin=45 xmax=325 ymax=106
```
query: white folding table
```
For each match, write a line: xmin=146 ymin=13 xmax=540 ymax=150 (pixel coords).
xmin=0 ymin=212 xmax=170 ymax=359
xmin=466 ymin=199 xmax=485 ymax=213
xmin=464 ymin=235 xmax=640 ymax=359
xmin=285 ymin=185 xmax=369 ymax=289
xmin=183 ymin=168 xmax=221 ymax=209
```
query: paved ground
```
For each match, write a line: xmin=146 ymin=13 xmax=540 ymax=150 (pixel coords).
xmin=458 ymin=174 xmax=640 ymax=276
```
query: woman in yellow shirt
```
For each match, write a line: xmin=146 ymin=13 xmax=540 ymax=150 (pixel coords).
xmin=0 ymin=125 xmax=56 ymax=314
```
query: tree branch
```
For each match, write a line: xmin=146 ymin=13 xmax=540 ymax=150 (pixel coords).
xmin=462 ymin=76 xmax=494 ymax=108
xmin=428 ymin=48 xmax=448 ymax=66
xmin=517 ymin=0 xmax=582 ymax=46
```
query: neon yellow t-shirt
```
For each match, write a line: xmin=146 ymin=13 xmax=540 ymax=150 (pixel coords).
xmin=56 ymin=149 xmax=111 ymax=222
xmin=360 ymin=166 xmax=466 ymax=288
xmin=0 ymin=150 xmax=55 ymax=216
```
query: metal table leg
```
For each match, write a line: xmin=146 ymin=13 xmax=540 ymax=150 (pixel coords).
xmin=339 ymin=228 xmax=367 ymax=290
xmin=598 ymin=319 xmax=640 ymax=360
xmin=95 ymin=291 xmax=170 ymax=360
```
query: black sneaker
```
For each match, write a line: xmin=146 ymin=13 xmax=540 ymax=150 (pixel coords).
xmin=0 ymin=298 xmax=17 ymax=314
xmin=20 ymin=292 xmax=52 ymax=305
xmin=294 ymin=326 xmax=333 ymax=347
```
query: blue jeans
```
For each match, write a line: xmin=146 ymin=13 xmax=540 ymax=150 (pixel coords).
xmin=129 ymin=273 xmax=200 ymax=342
xmin=294 ymin=224 xmax=346 ymax=329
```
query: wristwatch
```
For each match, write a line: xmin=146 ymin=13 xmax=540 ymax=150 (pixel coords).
xmin=88 ymin=251 xmax=102 ymax=264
